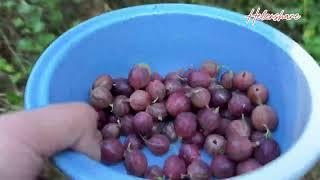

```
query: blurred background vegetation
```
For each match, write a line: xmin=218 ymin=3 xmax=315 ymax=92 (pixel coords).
xmin=0 ymin=0 xmax=319 ymax=179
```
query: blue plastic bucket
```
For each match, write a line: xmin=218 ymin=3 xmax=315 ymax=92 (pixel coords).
xmin=25 ymin=4 xmax=320 ymax=180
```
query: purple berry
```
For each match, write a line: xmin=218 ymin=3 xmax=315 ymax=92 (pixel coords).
xmin=248 ymin=84 xmax=269 ymax=105
xmin=129 ymin=90 xmax=152 ymax=111
xmin=162 ymin=122 xmax=177 ymax=142
xmin=90 ymin=86 xmax=113 ymax=109
xmin=124 ymin=134 xmax=143 ymax=150
xmin=146 ymin=102 xmax=168 ymax=121
xmin=251 ymin=105 xmax=278 ymax=131
xmin=221 ymin=71 xmax=234 ymax=90
xmin=187 ymin=159 xmax=211 ymax=180
xmin=181 ymin=67 xmax=196 ymax=79
xmin=112 ymin=95 xmax=130 ymax=117
xmin=220 ymin=109 xmax=237 ymax=120
xmin=166 ymin=71 xmax=187 ymax=83
xmin=102 ymin=123 xmax=120 ymax=139
xmin=145 ymin=134 xmax=170 ymax=155
xmin=112 ymin=78 xmax=134 ymax=97
xmin=93 ymin=75 xmax=113 ymax=90
xmin=144 ymin=165 xmax=164 ymax=180
xmin=226 ymin=136 xmax=253 ymax=162
xmin=204 ymin=134 xmax=226 ymax=156
xmin=189 ymin=71 xmax=211 ymax=88
xmin=101 ymin=139 xmax=124 ymax=164
xmin=226 ymin=117 xmax=251 ymax=139
xmin=215 ymin=118 xmax=231 ymax=136
xmin=211 ymin=155 xmax=235 ymax=178
xmin=163 ymin=155 xmax=186 ymax=179
xmin=166 ymin=92 xmax=191 ymax=117
xmin=210 ymin=88 xmax=231 ymax=108
xmin=188 ymin=87 xmax=211 ymax=108
xmin=228 ymin=92 xmax=252 ymax=117
xmin=175 ymin=112 xmax=197 ymax=138
xmin=146 ymin=80 xmax=166 ymax=101
xmin=254 ymin=138 xmax=280 ymax=165
xmin=120 ymin=115 xmax=134 ymax=135
xmin=197 ymin=108 xmax=220 ymax=135
xmin=251 ymin=131 xmax=266 ymax=142
xmin=97 ymin=110 xmax=109 ymax=130
xmin=133 ymin=112 xmax=153 ymax=136
xmin=183 ymin=132 xmax=205 ymax=149
xmin=151 ymin=72 xmax=164 ymax=82
xmin=165 ymin=79 xmax=184 ymax=95
xmin=128 ymin=63 xmax=151 ymax=89
xmin=179 ymin=144 xmax=201 ymax=165
xmin=107 ymin=114 xmax=118 ymax=124
xmin=233 ymin=71 xmax=255 ymax=91
xmin=183 ymin=84 xmax=193 ymax=95
xmin=208 ymin=80 xmax=222 ymax=92
xmin=200 ymin=60 xmax=219 ymax=78
xmin=124 ymin=149 xmax=148 ymax=176
xmin=236 ymin=158 xmax=262 ymax=175
xmin=152 ymin=121 xmax=163 ymax=135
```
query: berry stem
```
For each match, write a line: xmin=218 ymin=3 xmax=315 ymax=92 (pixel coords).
xmin=127 ymin=142 xmax=132 ymax=152
xmin=220 ymin=65 xmax=231 ymax=72
xmin=252 ymin=141 xmax=260 ymax=148
xmin=152 ymin=97 xmax=159 ymax=104
xmin=180 ymin=174 xmax=189 ymax=179
xmin=156 ymin=176 xmax=164 ymax=180
xmin=139 ymin=134 xmax=148 ymax=142
xmin=176 ymin=74 xmax=187 ymax=82
xmin=263 ymin=124 xmax=272 ymax=139
xmin=109 ymin=104 xmax=114 ymax=112
xmin=116 ymin=119 xmax=121 ymax=126
xmin=214 ymin=107 xmax=220 ymax=113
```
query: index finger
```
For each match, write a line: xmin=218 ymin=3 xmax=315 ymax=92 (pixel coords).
xmin=0 ymin=102 xmax=101 ymax=160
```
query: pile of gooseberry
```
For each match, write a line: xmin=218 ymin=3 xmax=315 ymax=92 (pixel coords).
xmin=90 ymin=60 xmax=280 ymax=179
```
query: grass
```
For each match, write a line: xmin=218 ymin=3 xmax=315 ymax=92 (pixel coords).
xmin=0 ymin=0 xmax=319 ymax=179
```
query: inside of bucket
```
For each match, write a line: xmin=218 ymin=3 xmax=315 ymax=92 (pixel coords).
xmin=42 ymin=13 xmax=311 ymax=174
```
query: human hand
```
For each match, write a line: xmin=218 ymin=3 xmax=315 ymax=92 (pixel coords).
xmin=0 ymin=103 xmax=102 ymax=180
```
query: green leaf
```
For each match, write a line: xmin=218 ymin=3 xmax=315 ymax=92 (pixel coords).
xmin=72 ymin=0 xmax=83 ymax=4
xmin=29 ymin=0 xmax=42 ymax=3
xmin=21 ymin=27 xmax=31 ymax=34
xmin=2 ymin=1 xmax=16 ymax=9
xmin=17 ymin=38 xmax=34 ymax=51
xmin=305 ymin=36 xmax=320 ymax=62
xmin=9 ymin=72 xmax=23 ymax=84
xmin=31 ymin=20 xmax=45 ymax=33
xmin=45 ymin=1 xmax=60 ymax=9
xmin=5 ymin=92 xmax=23 ymax=106
xmin=17 ymin=1 xmax=33 ymax=14
xmin=37 ymin=33 xmax=56 ymax=47
xmin=287 ymin=20 xmax=296 ymax=30
xmin=0 ymin=57 xmax=15 ymax=73
xmin=48 ymin=11 xmax=63 ymax=24
xmin=303 ymin=24 xmax=316 ymax=42
xmin=18 ymin=38 xmax=42 ymax=53
xmin=12 ymin=17 xmax=24 ymax=28
xmin=26 ymin=15 xmax=45 ymax=33
xmin=71 ymin=20 xmax=82 ymax=27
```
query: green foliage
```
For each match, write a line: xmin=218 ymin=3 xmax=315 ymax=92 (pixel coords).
xmin=0 ymin=0 xmax=106 ymax=112
xmin=0 ymin=0 xmax=319 ymax=179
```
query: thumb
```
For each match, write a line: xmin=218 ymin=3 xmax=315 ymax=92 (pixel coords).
xmin=0 ymin=103 xmax=102 ymax=180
